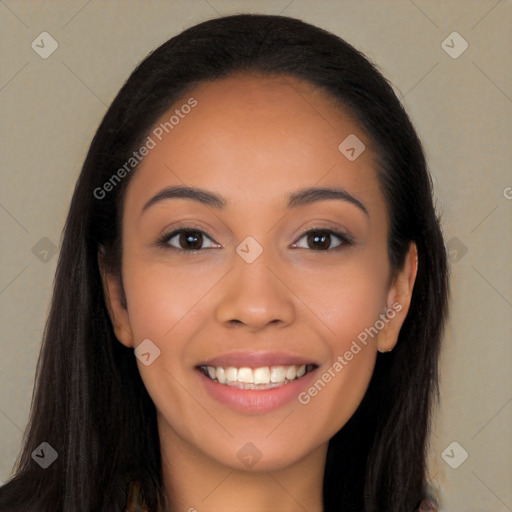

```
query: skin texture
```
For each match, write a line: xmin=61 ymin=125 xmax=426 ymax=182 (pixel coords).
xmin=102 ymin=73 xmax=418 ymax=512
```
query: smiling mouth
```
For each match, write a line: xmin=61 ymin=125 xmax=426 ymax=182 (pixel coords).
xmin=198 ymin=364 xmax=318 ymax=390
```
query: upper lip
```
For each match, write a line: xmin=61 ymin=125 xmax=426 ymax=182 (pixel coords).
xmin=198 ymin=351 xmax=318 ymax=368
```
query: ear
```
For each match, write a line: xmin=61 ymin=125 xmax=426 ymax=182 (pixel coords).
xmin=98 ymin=249 xmax=135 ymax=348
xmin=376 ymin=242 xmax=418 ymax=353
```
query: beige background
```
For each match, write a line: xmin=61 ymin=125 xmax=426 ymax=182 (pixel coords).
xmin=1 ymin=1 xmax=511 ymax=510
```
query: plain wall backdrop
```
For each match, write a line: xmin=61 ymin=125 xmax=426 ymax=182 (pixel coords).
xmin=0 ymin=1 xmax=511 ymax=510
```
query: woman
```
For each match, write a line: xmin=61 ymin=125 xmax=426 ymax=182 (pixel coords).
xmin=0 ymin=14 xmax=448 ymax=512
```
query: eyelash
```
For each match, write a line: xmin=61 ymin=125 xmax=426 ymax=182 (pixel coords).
xmin=155 ymin=225 xmax=354 ymax=252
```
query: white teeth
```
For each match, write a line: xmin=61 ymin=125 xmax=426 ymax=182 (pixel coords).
xmin=215 ymin=366 xmax=226 ymax=384
xmin=237 ymin=367 xmax=253 ymax=383
xmin=202 ymin=363 xmax=313 ymax=387
xmin=225 ymin=366 xmax=238 ymax=382
xmin=270 ymin=366 xmax=286 ymax=383
xmin=285 ymin=365 xmax=296 ymax=380
xmin=254 ymin=367 xmax=270 ymax=384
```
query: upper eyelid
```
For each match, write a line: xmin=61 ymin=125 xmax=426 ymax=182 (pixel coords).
xmin=161 ymin=227 xmax=220 ymax=248
xmin=291 ymin=228 xmax=353 ymax=247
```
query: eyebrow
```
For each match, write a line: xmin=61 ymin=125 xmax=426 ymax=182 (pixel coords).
xmin=141 ymin=185 xmax=369 ymax=217
xmin=288 ymin=187 xmax=368 ymax=216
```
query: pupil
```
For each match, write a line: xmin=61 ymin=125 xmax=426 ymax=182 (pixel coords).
xmin=180 ymin=230 xmax=202 ymax=249
xmin=308 ymin=231 xmax=330 ymax=250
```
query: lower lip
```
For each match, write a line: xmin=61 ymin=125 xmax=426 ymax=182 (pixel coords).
xmin=196 ymin=368 xmax=318 ymax=414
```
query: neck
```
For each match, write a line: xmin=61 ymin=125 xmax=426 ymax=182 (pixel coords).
xmin=157 ymin=417 xmax=327 ymax=512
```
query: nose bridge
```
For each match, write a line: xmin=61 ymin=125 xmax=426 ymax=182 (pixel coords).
xmin=214 ymin=239 xmax=295 ymax=329
xmin=234 ymin=246 xmax=277 ymax=292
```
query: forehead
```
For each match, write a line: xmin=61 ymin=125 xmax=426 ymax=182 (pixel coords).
xmin=125 ymin=73 xmax=383 ymax=215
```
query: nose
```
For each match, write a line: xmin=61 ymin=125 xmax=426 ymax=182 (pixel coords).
xmin=215 ymin=250 xmax=296 ymax=332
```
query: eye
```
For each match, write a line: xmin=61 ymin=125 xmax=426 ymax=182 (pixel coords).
xmin=292 ymin=229 xmax=353 ymax=251
xmin=159 ymin=228 xmax=220 ymax=251
xmin=156 ymin=227 xmax=352 ymax=252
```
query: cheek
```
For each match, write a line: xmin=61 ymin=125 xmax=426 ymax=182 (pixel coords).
xmin=295 ymin=339 xmax=376 ymax=442
xmin=291 ymin=264 xmax=385 ymax=437
xmin=293 ymin=253 xmax=389 ymax=349
xmin=119 ymin=256 xmax=213 ymax=445
xmin=259 ymin=257 xmax=386 ymax=439
xmin=121 ymin=254 xmax=221 ymax=341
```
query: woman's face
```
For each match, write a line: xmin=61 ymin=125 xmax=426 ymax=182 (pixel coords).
xmin=104 ymin=73 xmax=416 ymax=472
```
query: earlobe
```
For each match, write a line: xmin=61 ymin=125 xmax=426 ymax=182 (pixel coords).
xmin=97 ymin=251 xmax=135 ymax=348
xmin=377 ymin=242 xmax=418 ymax=353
